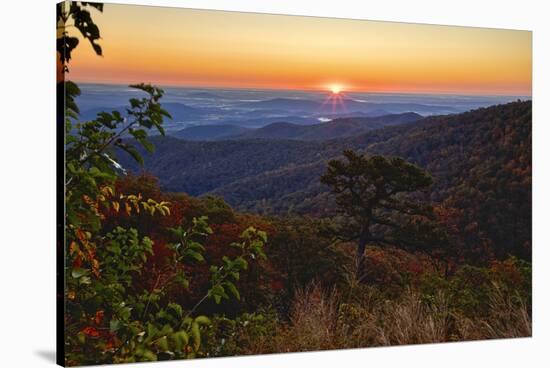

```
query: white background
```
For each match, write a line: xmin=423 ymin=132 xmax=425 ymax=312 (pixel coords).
xmin=0 ymin=0 xmax=548 ymax=367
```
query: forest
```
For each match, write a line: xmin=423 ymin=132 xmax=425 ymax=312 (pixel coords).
xmin=59 ymin=3 xmax=531 ymax=366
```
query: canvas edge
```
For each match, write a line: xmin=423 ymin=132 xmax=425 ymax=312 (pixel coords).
xmin=56 ymin=1 xmax=67 ymax=366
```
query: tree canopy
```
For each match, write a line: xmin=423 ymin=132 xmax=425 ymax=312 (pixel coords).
xmin=321 ymin=150 xmax=445 ymax=278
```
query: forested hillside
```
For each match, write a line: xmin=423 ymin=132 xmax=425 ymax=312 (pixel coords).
xmin=123 ymin=137 xmax=338 ymax=194
xmin=230 ymin=112 xmax=422 ymax=141
xmin=122 ymin=101 xmax=531 ymax=261
xmin=359 ymin=101 xmax=532 ymax=260
xmin=173 ymin=124 xmax=252 ymax=141
xmin=171 ymin=112 xmax=422 ymax=141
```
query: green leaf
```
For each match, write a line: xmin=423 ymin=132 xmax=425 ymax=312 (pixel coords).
xmin=167 ymin=303 xmax=183 ymax=318
xmin=194 ymin=315 xmax=211 ymax=325
xmin=79 ymin=276 xmax=91 ymax=285
xmin=186 ymin=250 xmax=204 ymax=262
xmin=230 ymin=271 xmax=240 ymax=281
xmin=109 ymin=319 xmax=121 ymax=332
xmin=117 ymin=143 xmax=144 ymax=165
xmin=188 ymin=241 xmax=205 ymax=252
xmin=137 ymin=137 xmax=155 ymax=153
xmin=191 ymin=322 xmax=201 ymax=351
xmin=157 ymin=336 xmax=169 ymax=351
xmin=141 ymin=349 xmax=157 ymax=361
xmin=258 ymin=230 xmax=268 ymax=243
xmin=129 ymin=98 xmax=141 ymax=109
xmin=172 ymin=331 xmax=189 ymax=351
xmin=159 ymin=324 xmax=173 ymax=336
xmin=224 ymin=282 xmax=240 ymax=300
xmin=71 ymin=268 xmax=88 ymax=279
xmin=77 ymin=332 xmax=86 ymax=344
xmin=146 ymin=323 xmax=157 ymax=342
xmin=233 ymin=256 xmax=248 ymax=270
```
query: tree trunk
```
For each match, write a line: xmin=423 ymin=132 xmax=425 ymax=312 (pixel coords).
xmin=356 ymin=230 xmax=369 ymax=281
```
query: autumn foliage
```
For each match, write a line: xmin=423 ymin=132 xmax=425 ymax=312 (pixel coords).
xmin=59 ymin=3 xmax=531 ymax=366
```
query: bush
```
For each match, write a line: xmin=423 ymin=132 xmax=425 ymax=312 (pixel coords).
xmin=204 ymin=308 xmax=280 ymax=356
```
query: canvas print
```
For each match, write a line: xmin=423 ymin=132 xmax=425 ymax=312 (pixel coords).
xmin=57 ymin=1 xmax=532 ymax=366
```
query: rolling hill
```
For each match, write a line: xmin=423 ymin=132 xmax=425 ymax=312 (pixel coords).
xmin=172 ymin=124 xmax=252 ymax=141
xmin=119 ymin=101 xmax=531 ymax=259
xmin=233 ymin=112 xmax=422 ymax=141
xmin=170 ymin=112 xmax=422 ymax=141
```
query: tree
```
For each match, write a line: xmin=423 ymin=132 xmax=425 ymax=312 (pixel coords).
xmin=321 ymin=150 xmax=442 ymax=279
xmin=57 ymin=2 xmax=103 ymax=77
xmin=57 ymin=3 xmax=269 ymax=364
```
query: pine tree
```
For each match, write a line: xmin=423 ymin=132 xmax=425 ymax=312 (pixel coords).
xmin=321 ymin=150 xmax=442 ymax=279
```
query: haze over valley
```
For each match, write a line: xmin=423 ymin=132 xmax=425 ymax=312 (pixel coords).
xmin=76 ymin=84 xmax=527 ymax=139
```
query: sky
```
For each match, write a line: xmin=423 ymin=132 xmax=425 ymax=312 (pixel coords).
xmin=67 ymin=3 xmax=532 ymax=95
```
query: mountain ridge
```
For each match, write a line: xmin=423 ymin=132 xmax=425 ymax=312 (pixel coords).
xmin=118 ymin=101 xmax=531 ymax=258
xmin=170 ymin=112 xmax=422 ymax=141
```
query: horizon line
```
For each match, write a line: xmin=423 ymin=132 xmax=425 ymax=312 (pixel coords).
xmin=71 ymin=79 xmax=532 ymax=98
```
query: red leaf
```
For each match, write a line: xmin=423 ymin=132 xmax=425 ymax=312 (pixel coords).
xmin=81 ymin=326 xmax=100 ymax=337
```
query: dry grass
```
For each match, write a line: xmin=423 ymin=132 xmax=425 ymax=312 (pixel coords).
xmin=274 ymin=283 xmax=339 ymax=352
xmin=259 ymin=281 xmax=531 ymax=354
xmin=373 ymin=290 xmax=450 ymax=345
xmin=478 ymin=282 xmax=532 ymax=339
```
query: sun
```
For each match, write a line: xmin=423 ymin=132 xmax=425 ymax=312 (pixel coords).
xmin=330 ymin=85 xmax=342 ymax=94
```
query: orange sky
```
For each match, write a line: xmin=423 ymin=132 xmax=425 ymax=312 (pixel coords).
xmin=67 ymin=3 xmax=532 ymax=95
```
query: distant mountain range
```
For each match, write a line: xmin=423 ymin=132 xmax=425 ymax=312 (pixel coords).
xmin=173 ymin=125 xmax=252 ymax=141
xmin=234 ymin=112 xmax=422 ymax=141
xmin=172 ymin=112 xmax=422 ymax=141
xmin=185 ymin=92 xmax=223 ymax=99
xmin=76 ymin=84 xmax=527 ymax=136
xmin=238 ymin=97 xmax=460 ymax=115
xmin=76 ymin=85 xmax=525 ymax=137
xmin=202 ymin=114 xmax=319 ymax=129
xmin=118 ymin=101 xmax=531 ymax=259
xmin=80 ymin=102 xmax=207 ymax=122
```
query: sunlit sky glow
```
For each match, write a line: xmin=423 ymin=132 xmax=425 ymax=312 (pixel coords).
xmin=68 ymin=4 xmax=532 ymax=95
